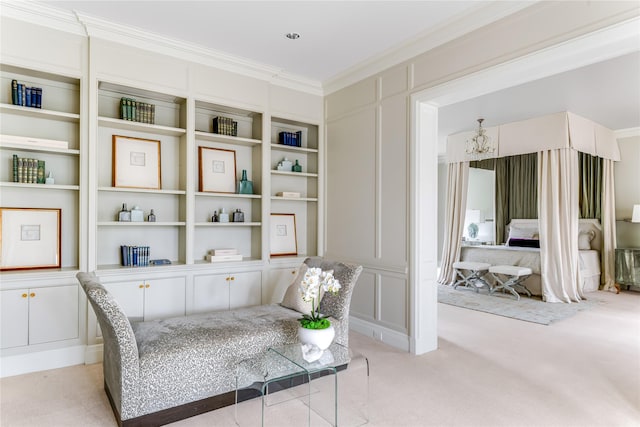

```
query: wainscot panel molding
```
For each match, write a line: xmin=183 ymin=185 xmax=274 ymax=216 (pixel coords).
xmin=380 ymin=65 xmax=410 ymax=100
xmin=350 ymin=317 xmax=410 ymax=352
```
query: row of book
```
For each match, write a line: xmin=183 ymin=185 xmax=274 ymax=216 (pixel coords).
xmin=212 ymin=116 xmax=238 ymax=136
xmin=279 ymin=131 xmax=303 ymax=147
xmin=11 ymin=80 xmax=42 ymax=108
xmin=120 ymin=97 xmax=156 ymax=124
xmin=205 ymin=248 xmax=242 ymax=262
xmin=120 ymin=245 xmax=151 ymax=267
xmin=12 ymin=155 xmax=45 ymax=184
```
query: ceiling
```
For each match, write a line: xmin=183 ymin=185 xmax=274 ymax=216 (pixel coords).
xmin=41 ymin=0 xmax=486 ymax=82
xmin=27 ymin=1 xmax=640 ymax=145
xmin=438 ymin=51 xmax=640 ymax=151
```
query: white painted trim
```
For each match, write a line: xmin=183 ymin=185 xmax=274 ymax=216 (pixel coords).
xmin=0 ymin=345 xmax=86 ymax=378
xmin=84 ymin=344 xmax=103 ymax=365
xmin=615 ymin=127 xmax=640 ymax=139
xmin=324 ymin=1 xmax=535 ymax=95
xmin=0 ymin=1 xmax=85 ymax=36
xmin=409 ymin=100 xmax=439 ymax=356
xmin=421 ymin=17 xmax=640 ymax=108
xmin=350 ymin=317 xmax=410 ymax=352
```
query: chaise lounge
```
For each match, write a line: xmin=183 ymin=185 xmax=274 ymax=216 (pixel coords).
xmin=77 ymin=257 xmax=362 ymax=426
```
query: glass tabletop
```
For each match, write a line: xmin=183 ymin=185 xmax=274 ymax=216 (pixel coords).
xmin=269 ymin=342 xmax=351 ymax=374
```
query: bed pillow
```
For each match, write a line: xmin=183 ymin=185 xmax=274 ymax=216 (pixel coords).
xmin=508 ymin=226 xmax=539 ymax=240
xmin=281 ymin=264 xmax=324 ymax=314
xmin=578 ymin=230 xmax=595 ymax=250
xmin=507 ymin=238 xmax=540 ymax=248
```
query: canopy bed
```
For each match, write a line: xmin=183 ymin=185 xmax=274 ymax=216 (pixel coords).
xmin=438 ymin=112 xmax=620 ymax=303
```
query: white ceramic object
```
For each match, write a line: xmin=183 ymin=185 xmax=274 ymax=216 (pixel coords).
xmin=298 ymin=325 xmax=335 ymax=350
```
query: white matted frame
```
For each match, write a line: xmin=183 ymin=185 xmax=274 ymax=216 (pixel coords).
xmin=199 ymin=146 xmax=237 ymax=193
xmin=0 ymin=207 xmax=61 ymax=270
xmin=270 ymin=213 xmax=297 ymax=256
xmin=112 ymin=135 xmax=162 ymax=189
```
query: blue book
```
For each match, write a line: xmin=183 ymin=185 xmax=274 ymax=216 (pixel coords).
xmin=132 ymin=246 xmax=138 ymax=266
xmin=25 ymin=87 xmax=32 ymax=107
xmin=17 ymin=83 xmax=23 ymax=105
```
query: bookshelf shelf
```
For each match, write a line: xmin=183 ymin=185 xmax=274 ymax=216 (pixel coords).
xmin=270 ymin=143 xmax=318 ymax=154
xmin=0 ymin=103 xmax=80 ymax=123
xmin=98 ymin=186 xmax=186 ymax=195
xmin=0 ymin=142 xmax=80 ymax=156
xmin=97 ymin=221 xmax=186 ymax=227
xmin=98 ymin=116 xmax=186 ymax=137
xmin=0 ymin=181 xmax=80 ymax=191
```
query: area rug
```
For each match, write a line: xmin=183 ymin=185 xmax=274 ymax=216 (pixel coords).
xmin=437 ymin=284 xmax=600 ymax=325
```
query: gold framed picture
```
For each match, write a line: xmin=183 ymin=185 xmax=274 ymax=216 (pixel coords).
xmin=112 ymin=135 xmax=161 ymax=189
xmin=199 ymin=146 xmax=237 ymax=193
xmin=0 ymin=207 xmax=61 ymax=271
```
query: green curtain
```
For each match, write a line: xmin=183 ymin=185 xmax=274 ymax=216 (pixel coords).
xmin=470 ymin=158 xmax=495 ymax=171
xmin=494 ymin=153 xmax=538 ymax=243
xmin=578 ymin=152 xmax=602 ymax=219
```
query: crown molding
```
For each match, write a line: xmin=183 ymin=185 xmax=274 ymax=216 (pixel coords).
xmin=323 ymin=1 xmax=536 ymax=95
xmin=1 ymin=2 xmax=323 ymax=96
xmin=615 ymin=127 xmax=640 ymax=139
xmin=0 ymin=1 xmax=85 ymax=36
xmin=74 ymin=12 xmax=323 ymax=96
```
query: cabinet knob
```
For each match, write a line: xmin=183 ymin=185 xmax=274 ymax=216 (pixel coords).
xmin=30 ymin=292 xmax=36 ymax=298
xmin=139 ymin=284 xmax=144 ymax=289
xmin=291 ymin=270 xmax=296 ymax=275
xmin=22 ymin=293 xmax=28 ymax=298
xmin=145 ymin=284 xmax=150 ymax=288
xmin=230 ymin=276 xmax=235 ymax=281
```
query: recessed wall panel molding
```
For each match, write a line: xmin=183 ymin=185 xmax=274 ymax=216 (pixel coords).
xmin=350 ymin=270 xmax=376 ymax=320
xmin=326 ymin=108 xmax=376 ymax=260
xmin=325 ymin=78 xmax=377 ymax=120
xmin=379 ymin=273 xmax=408 ymax=333
xmin=380 ymin=65 xmax=409 ymax=100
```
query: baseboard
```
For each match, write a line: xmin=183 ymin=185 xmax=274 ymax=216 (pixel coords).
xmin=350 ymin=317 xmax=410 ymax=352
xmin=85 ymin=343 xmax=104 ymax=364
xmin=0 ymin=345 xmax=86 ymax=378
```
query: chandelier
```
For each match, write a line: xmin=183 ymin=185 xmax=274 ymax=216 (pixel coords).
xmin=466 ymin=118 xmax=494 ymax=155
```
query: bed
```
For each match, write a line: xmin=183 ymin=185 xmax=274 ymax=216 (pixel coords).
xmin=460 ymin=219 xmax=602 ymax=296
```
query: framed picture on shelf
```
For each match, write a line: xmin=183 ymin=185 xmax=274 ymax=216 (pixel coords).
xmin=199 ymin=147 xmax=237 ymax=193
xmin=270 ymin=213 xmax=297 ymax=256
xmin=0 ymin=207 xmax=61 ymax=271
xmin=112 ymin=135 xmax=161 ymax=189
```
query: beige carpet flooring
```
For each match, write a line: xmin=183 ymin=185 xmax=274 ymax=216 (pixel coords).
xmin=1 ymin=289 xmax=639 ymax=427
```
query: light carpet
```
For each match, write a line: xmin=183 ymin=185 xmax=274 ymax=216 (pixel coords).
xmin=438 ymin=284 xmax=601 ymax=325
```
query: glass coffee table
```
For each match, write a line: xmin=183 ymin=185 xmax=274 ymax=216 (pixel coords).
xmin=235 ymin=342 xmax=368 ymax=426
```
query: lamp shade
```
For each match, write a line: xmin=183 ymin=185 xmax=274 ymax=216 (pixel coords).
xmin=632 ymin=204 xmax=640 ymax=223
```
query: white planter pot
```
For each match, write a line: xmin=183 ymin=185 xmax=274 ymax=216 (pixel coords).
xmin=298 ymin=325 xmax=335 ymax=350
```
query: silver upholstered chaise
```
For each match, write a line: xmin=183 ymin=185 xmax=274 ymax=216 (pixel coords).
xmin=77 ymin=257 xmax=362 ymax=426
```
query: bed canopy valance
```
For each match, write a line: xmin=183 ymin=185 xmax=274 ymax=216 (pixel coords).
xmin=445 ymin=111 xmax=620 ymax=163
xmin=439 ymin=111 xmax=619 ymax=303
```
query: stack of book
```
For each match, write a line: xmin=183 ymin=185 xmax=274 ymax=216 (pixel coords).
xmin=278 ymin=131 xmax=302 ymax=147
xmin=120 ymin=245 xmax=150 ymax=267
xmin=11 ymin=80 xmax=42 ymax=108
xmin=119 ymin=97 xmax=155 ymax=124
xmin=13 ymin=155 xmax=45 ymax=184
xmin=212 ymin=116 xmax=238 ymax=136
xmin=206 ymin=248 xmax=242 ymax=262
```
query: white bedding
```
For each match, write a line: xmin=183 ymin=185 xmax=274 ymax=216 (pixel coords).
xmin=460 ymin=245 xmax=601 ymax=295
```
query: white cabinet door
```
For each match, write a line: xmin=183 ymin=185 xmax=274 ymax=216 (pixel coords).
xmin=143 ymin=277 xmax=186 ymax=321
xmin=193 ymin=274 xmax=229 ymax=313
xmin=265 ymin=267 xmax=299 ymax=304
xmin=29 ymin=285 xmax=79 ymax=345
xmin=0 ymin=289 xmax=29 ymax=349
xmin=103 ymin=281 xmax=144 ymax=321
xmin=229 ymin=271 xmax=262 ymax=309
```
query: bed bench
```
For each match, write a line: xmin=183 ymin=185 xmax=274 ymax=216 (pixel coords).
xmin=77 ymin=257 xmax=362 ymax=427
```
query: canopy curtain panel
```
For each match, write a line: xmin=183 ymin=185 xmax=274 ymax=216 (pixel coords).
xmin=443 ymin=111 xmax=620 ymax=301
xmin=437 ymin=161 xmax=469 ymax=285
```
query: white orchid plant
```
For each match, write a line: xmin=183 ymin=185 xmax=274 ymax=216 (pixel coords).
xmin=298 ymin=267 xmax=341 ymax=330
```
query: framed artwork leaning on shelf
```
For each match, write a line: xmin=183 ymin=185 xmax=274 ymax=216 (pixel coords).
xmin=0 ymin=207 xmax=61 ymax=270
xmin=270 ymin=213 xmax=297 ymax=256
xmin=112 ymin=135 xmax=162 ymax=189
xmin=199 ymin=146 xmax=237 ymax=193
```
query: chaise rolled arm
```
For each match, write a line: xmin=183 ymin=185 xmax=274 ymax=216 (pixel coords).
xmin=76 ymin=272 xmax=141 ymax=420
xmin=304 ymin=257 xmax=363 ymax=347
